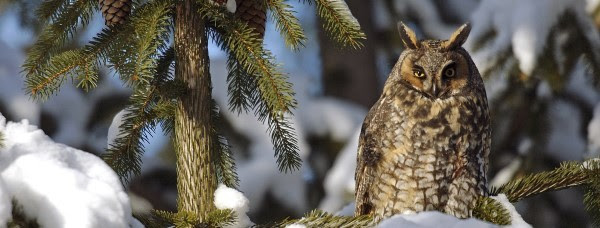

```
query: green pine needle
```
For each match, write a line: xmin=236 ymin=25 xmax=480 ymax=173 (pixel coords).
xmin=202 ymin=3 xmax=302 ymax=172
xmin=583 ymin=159 xmax=600 ymax=226
xmin=225 ymin=54 xmax=259 ymax=114
xmin=103 ymin=86 xmax=160 ymax=183
xmin=277 ymin=210 xmax=374 ymax=227
xmin=472 ymin=196 xmax=511 ymax=225
xmin=107 ymin=0 xmax=173 ymax=87
xmin=24 ymin=0 xmax=173 ymax=100
xmin=489 ymin=159 xmax=600 ymax=225
xmin=24 ymin=0 xmax=96 ymax=77
xmin=266 ymin=0 xmax=307 ymax=50
xmin=211 ymin=100 xmax=240 ymax=188
xmin=314 ymin=0 xmax=365 ymax=49
xmin=152 ymin=209 xmax=236 ymax=227
xmin=491 ymin=161 xmax=589 ymax=202
xmin=35 ymin=0 xmax=69 ymax=23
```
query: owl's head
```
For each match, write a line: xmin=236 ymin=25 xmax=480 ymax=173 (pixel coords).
xmin=389 ymin=22 xmax=476 ymax=99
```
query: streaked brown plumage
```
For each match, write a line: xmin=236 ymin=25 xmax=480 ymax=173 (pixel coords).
xmin=355 ymin=22 xmax=490 ymax=222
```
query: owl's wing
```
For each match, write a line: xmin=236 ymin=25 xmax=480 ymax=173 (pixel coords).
xmin=354 ymin=98 xmax=383 ymax=216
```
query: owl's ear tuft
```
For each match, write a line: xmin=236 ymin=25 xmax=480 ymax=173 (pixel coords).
xmin=397 ymin=22 xmax=420 ymax=49
xmin=443 ymin=22 xmax=471 ymax=50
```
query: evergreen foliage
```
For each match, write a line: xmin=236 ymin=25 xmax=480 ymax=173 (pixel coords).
xmin=314 ymin=0 xmax=365 ymax=48
xmin=16 ymin=0 xmax=600 ymax=226
xmin=25 ymin=0 xmax=366 ymax=224
xmin=489 ymin=159 xmax=600 ymax=225
xmin=491 ymin=161 xmax=589 ymax=202
xmin=277 ymin=210 xmax=374 ymax=227
xmin=144 ymin=209 xmax=236 ymax=227
xmin=27 ymin=0 xmax=366 ymax=179
xmin=201 ymin=2 xmax=301 ymax=172
xmin=472 ymin=196 xmax=511 ymax=225
xmin=211 ymin=100 xmax=240 ymax=188
xmin=266 ymin=0 xmax=306 ymax=50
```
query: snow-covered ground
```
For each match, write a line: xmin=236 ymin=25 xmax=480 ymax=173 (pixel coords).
xmin=0 ymin=113 xmax=136 ymax=227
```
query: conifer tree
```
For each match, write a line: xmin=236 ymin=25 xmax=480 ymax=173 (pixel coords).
xmin=24 ymin=0 xmax=364 ymax=225
xmin=23 ymin=0 xmax=600 ymax=226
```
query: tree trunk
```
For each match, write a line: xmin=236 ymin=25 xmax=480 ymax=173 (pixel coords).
xmin=174 ymin=0 xmax=216 ymax=220
xmin=319 ymin=0 xmax=379 ymax=108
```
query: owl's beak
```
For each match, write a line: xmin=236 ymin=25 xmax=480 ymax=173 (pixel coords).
xmin=430 ymin=84 xmax=440 ymax=98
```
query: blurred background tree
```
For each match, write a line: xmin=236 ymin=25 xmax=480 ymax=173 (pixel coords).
xmin=1 ymin=0 xmax=600 ymax=227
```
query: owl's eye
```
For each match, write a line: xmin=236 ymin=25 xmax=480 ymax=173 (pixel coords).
xmin=412 ymin=67 xmax=425 ymax=78
xmin=443 ymin=65 xmax=456 ymax=78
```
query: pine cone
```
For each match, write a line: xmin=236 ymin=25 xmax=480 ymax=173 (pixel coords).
xmin=235 ymin=0 xmax=266 ymax=39
xmin=100 ymin=0 xmax=132 ymax=26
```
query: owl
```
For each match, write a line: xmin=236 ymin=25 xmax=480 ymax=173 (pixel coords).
xmin=354 ymin=22 xmax=490 ymax=222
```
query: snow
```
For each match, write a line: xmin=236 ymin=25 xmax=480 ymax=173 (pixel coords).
xmin=319 ymin=128 xmax=360 ymax=212
xmin=377 ymin=211 xmax=498 ymax=228
xmin=491 ymin=194 xmax=532 ymax=228
xmin=107 ymin=109 xmax=130 ymax=150
xmin=296 ymin=97 xmax=366 ymax=142
xmin=545 ymin=100 xmax=587 ymax=161
xmin=334 ymin=200 xmax=531 ymax=228
xmin=490 ymin=158 xmax=522 ymax=188
xmin=335 ymin=200 xmax=529 ymax=228
xmin=335 ymin=202 xmax=355 ymax=216
xmin=467 ymin=0 xmax=588 ymax=75
xmin=588 ymin=104 xmax=600 ymax=158
xmin=226 ymin=0 xmax=236 ymax=13
xmin=393 ymin=0 xmax=456 ymax=39
xmin=0 ymin=41 xmax=39 ymax=124
xmin=214 ymin=184 xmax=253 ymax=228
xmin=0 ymin=179 xmax=10 ymax=228
xmin=375 ymin=195 xmax=531 ymax=228
xmin=0 ymin=113 xmax=134 ymax=227
xmin=285 ymin=224 xmax=307 ymax=228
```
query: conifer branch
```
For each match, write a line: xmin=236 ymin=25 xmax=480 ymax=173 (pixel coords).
xmin=152 ymin=209 xmax=236 ymax=227
xmin=490 ymin=161 xmax=589 ymax=202
xmin=24 ymin=0 xmax=96 ymax=76
xmin=472 ymin=196 xmax=511 ymax=225
xmin=107 ymin=0 xmax=173 ymax=86
xmin=103 ymin=86 xmax=161 ymax=182
xmin=225 ymin=54 xmax=259 ymax=114
xmin=153 ymin=47 xmax=175 ymax=85
xmin=36 ymin=0 xmax=69 ymax=22
xmin=276 ymin=210 xmax=374 ymax=227
xmin=313 ymin=0 xmax=365 ymax=48
xmin=202 ymin=4 xmax=302 ymax=172
xmin=582 ymin=159 xmax=600 ymax=226
xmin=485 ymin=159 xmax=600 ymax=225
xmin=266 ymin=0 xmax=306 ymax=50
xmin=211 ymin=100 xmax=240 ymax=188
xmin=25 ymin=0 xmax=173 ymax=100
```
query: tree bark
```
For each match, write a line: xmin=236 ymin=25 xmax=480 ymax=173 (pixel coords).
xmin=174 ymin=0 xmax=216 ymax=220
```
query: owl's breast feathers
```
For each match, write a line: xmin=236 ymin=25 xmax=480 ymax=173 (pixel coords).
xmin=355 ymin=85 xmax=490 ymax=221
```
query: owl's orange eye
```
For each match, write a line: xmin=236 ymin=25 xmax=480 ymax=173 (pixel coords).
xmin=412 ymin=67 xmax=425 ymax=78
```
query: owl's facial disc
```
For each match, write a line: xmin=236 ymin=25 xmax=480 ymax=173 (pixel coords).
xmin=398 ymin=51 xmax=469 ymax=99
